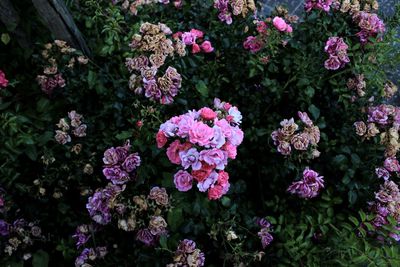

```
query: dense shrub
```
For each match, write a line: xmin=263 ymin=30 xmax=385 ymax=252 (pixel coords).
xmin=1 ymin=0 xmax=400 ymax=266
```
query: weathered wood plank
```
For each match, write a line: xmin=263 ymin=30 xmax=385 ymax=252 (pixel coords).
xmin=31 ymin=0 xmax=90 ymax=55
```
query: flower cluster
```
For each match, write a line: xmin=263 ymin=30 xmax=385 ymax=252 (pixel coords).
xmin=102 ymin=142 xmax=141 ymax=185
xmin=304 ymin=0 xmax=333 ymax=12
xmin=324 ymin=37 xmax=350 ymax=70
xmin=86 ymin=184 xmax=124 ymax=225
xmin=368 ymin=180 xmax=400 ymax=240
xmin=75 ymin=246 xmax=107 ymax=267
xmin=128 ymin=187 xmax=170 ymax=246
xmin=353 ymin=11 xmax=385 ymax=44
xmin=0 ymin=70 xmax=9 ymax=88
xmin=54 ymin=111 xmax=87 ymax=145
xmin=332 ymin=0 xmax=379 ymax=14
xmin=383 ymin=81 xmax=398 ymax=99
xmin=86 ymin=183 xmax=170 ymax=247
xmin=347 ymin=74 xmax=367 ymax=98
xmin=0 ymin=219 xmax=45 ymax=258
xmin=271 ymin=111 xmax=320 ymax=158
xmin=287 ymin=168 xmax=325 ymax=199
xmin=166 ymin=239 xmax=205 ymax=267
xmin=173 ymin=29 xmax=214 ymax=54
xmin=375 ymin=157 xmax=400 ymax=181
xmin=257 ymin=218 xmax=273 ymax=249
xmin=126 ymin=22 xmax=185 ymax=104
xmin=112 ymin=0 xmax=182 ymax=15
xmin=354 ymin=104 xmax=400 ymax=157
xmin=243 ymin=16 xmax=294 ymax=54
xmin=36 ymin=40 xmax=88 ymax=95
xmin=72 ymin=224 xmax=94 ymax=249
xmin=156 ymin=98 xmax=244 ymax=200
xmin=213 ymin=0 xmax=256 ymax=25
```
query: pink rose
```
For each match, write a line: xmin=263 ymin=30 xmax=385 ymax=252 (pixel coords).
xmin=199 ymin=148 xmax=228 ymax=170
xmin=189 ymin=121 xmax=214 ymax=146
xmin=243 ymin=36 xmax=263 ymax=53
xmin=199 ymin=107 xmax=217 ymax=120
xmin=208 ymin=185 xmax=224 ymax=200
xmin=256 ymin=21 xmax=268 ymax=34
xmin=0 ymin=70 xmax=9 ymax=88
xmin=192 ymin=163 xmax=214 ymax=182
xmin=200 ymin=41 xmax=214 ymax=53
xmin=192 ymin=43 xmax=201 ymax=54
xmin=217 ymin=171 xmax=229 ymax=187
xmin=173 ymin=32 xmax=182 ymax=39
xmin=166 ymin=140 xmax=184 ymax=164
xmin=272 ymin=17 xmax=287 ymax=32
xmin=156 ymin=131 xmax=168 ymax=148
xmin=174 ymin=170 xmax=193 ymax=192
xmin=229 ymin=127 xmax=244 ymax=146
xmin=223 ymin=103 xmax=232 ymax=111
xmin=286 ymin=24 xmax=293 ymax=33
xmin=223 ymin=142 xmax=237 ymax=159
xmin=182 ymin=32 xmax=196 ymax=45
xmin=190 ymin=29 xmax=204 ymax=38
xmin=215 ymin=119 xmax=232 ymax=139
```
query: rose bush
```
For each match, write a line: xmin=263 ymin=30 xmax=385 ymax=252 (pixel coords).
xmin=0 ymin=0 xmax=400 ymax=266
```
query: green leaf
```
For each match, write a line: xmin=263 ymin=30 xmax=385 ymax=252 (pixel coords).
xmin=1 ymin=33 xmax=10 ymax=45
xmin=167 ymin=207 xmax=183 ymax=231
xmin=349 ymin=216 xmax=359 ymax=226
xmin=116 ymin=131 xmax=132 ymax=140
xmin=88 ymin=70 xmax=97 ymax=89
xmin=195 ymin=80 xmax=208 ymax=97
xmin=305 ymin=86 xmax=315 ymax=98
xmin=159 ymin=235 xmax=168 ymax=249
xmin=308 ymin=104 xmax=320 ymax=120
xmin=25 ymin=145 xmax=37 ymax=161
xmin=33 ymin=250 xmax=49 ymax=267
xmin=36 ymin=98 xmax=50 ymax=113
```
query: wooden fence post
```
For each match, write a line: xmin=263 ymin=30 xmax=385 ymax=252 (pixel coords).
xmin=31 ymin=0 xmax=90 ymax=55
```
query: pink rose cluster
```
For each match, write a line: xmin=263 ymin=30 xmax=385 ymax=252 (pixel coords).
xmin=102 ymin=141 xmax=141 ymax=185
xmin=173 ymin=29 xmax=214 ymax=54
xmin=324 ymin=37 xmax=350 ymax=70
xmin=213 ymin=0 xmax=256 ymax=25
xmin=156 ymin=98 xmax=244 ymax=200
xmin=353 ymin=11 xmax=385 ymax=44
xmin=368 ymin=180 xmax=400 ymax=241
xmin=243 ymin=17 xmax=293 ymax=54
xmin=271 ymin=111 xmax=321 ymax=158
xmin=304 ymin=0 xmax=333 ymax=12
xmin=287 ymin=168 xmax=325 ymax=199
xmin=0 ymin=70 xmax=9 ymax=88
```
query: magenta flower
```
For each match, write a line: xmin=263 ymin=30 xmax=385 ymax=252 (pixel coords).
xmin=243 ymin=36 xmax=263 ymax=53
xmin=0 ymin=70 xmax=9 ymax=88
xmin=179 ymin=148 xmax=202 ymax=170
xmin=287 ymin=168 xmax=324 ymax=199
xmin=199 ymin=149 xmax=228 ymax=170
xmin=174 ymin=170 xmax=193 ymax=192
xmin=189 ymin=121 xmax=214 ymax=146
